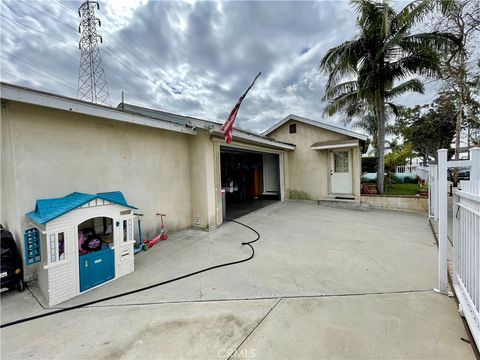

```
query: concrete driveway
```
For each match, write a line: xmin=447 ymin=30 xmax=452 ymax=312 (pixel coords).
xmin=1 ymin=201 xmax=475 ymax=359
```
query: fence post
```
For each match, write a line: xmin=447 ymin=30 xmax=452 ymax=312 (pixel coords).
xmin=452 ymin=190 xmax=459 ymax=288
xmin=437 ymin=149 xmax=448 ymax=294
xmin=470 ymin=147 xmax=480 ymax=181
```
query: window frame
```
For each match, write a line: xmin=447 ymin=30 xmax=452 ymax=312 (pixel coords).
xmin=48 ymin=231 xmax=67 ymax=264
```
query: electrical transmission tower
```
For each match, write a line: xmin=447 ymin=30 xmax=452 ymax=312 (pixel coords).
xmin=77 ymin=1 xmax=111 ymax=106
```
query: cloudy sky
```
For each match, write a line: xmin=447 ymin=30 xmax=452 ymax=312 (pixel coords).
xmin=0 ymin=0 xmax=439 ymax=133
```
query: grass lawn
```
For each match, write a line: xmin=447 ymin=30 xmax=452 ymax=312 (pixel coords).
xmin=384 ymin=183 xmax=420 ymax=195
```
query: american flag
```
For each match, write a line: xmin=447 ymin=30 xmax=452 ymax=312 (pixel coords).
xmin=221 ymin=72 xmax=261 ymax=143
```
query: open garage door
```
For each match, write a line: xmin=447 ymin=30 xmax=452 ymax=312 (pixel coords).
xmin=221 ymin=147 xmax=281 ymax=220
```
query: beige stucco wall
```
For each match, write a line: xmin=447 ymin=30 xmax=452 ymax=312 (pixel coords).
xmin=268 ymin=119 xmax=361 ymax=200
xmin=1 ymin=100 xmax=194 ymax=279
xmin=361 ymin=195 xmax=428 ymax=213
xmin=189 ymin=132 xmax=217 ymax=229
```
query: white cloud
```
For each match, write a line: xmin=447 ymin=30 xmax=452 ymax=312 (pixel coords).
xmin=0 ymin=0 xmax=438 ymax=135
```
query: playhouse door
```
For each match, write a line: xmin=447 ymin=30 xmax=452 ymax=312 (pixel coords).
xmin=79 ymin=249 xmax=115 ymax=292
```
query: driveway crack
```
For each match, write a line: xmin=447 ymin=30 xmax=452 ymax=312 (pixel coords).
xmin=226 ymin=297 xmax=282 ymax=360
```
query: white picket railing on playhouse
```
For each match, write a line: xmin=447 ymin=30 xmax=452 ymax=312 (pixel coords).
xmin=435 ymin=147 xmax=480 ymax=348
xmin=453 ymin=180 xmax=480 ymax=347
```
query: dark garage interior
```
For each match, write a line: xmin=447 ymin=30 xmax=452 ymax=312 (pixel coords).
xmin=220 ymin=147 xmax=280 ymax=219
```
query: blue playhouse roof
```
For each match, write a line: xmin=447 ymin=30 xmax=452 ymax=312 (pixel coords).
xmin=26 ymin=192 xmax=137 ymax=224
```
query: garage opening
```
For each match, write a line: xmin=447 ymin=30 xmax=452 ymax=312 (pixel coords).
xmin=220 ymin=147 xmax=281 ymax=219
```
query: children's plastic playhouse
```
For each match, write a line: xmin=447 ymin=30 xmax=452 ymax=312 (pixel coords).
xmin=26 ymin=192 xmax=137 ymax=306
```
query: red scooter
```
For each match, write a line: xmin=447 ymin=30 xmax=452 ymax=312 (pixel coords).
xmin=143 ymin=213 xmax=168 ymax=250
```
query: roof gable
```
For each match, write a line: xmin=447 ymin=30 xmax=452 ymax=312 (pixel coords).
xmin=27 ymin=191 xmax=137 ymax=224
xmin=263 ymin=114 xmax=368 ymax=141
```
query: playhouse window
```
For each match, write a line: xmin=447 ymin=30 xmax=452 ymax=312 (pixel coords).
xmin=49 ymin=234 xmax=56 ymax=263
xmin=128 ymin=219 xmax=133 ymax=241
xmin=122 ymin=219 xmax=132 ymax=242
xmin=49 ymin=232 xmax=66 ymax=263
xmin=58 ymin=232 xmax=65 ymax=260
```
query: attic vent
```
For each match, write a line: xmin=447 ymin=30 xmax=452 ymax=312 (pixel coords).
xmin=289 ymin=123 xmax=296 ymax=134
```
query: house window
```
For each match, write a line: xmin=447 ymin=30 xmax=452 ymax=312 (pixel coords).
xmin=334 ymin=151 xmax=349 ymax=173
xmin=289 ymin=124 xmax=296 ymax=134
xmin=123 ymin=220 xmax=128 ymax=242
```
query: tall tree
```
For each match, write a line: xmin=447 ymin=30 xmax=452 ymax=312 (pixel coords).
xmin=434 ymin=0 xmax=480 ymax=155
xmin=320 ymin=0 xmax=457 ymax=194
xmin=395 ymin=94 xmax=457 ymax=164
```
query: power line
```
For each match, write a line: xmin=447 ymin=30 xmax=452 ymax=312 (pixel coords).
xmin=46 ymin=1 xmax=166 ymax=89
xmin=0 ymin=14 xmax=77 ymax=48
xmin=97 ymin=6 xmax=169 ymax=76
xmin=18 ymin=0 xmax=77 ymax=32
xmin=1 ymin=2 xmax=175 ymax=99
xmin=1 ymin=52 xmax=77 ymax=92
xmin=0 ymin=13 xmax=148 ymax=89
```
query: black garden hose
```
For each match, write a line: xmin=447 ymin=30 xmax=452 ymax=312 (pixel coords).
xmin=1 ymin=219 xmax=259 ymax=329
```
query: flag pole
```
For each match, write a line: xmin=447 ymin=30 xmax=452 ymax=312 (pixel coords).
xmin=221 ymin=72 xmax=262 ymax=143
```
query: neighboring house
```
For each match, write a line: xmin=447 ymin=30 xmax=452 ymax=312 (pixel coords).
xmin=1 ymin=82 xmax=367 ymax=292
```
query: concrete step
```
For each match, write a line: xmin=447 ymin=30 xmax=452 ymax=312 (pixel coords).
xmin=317 ymin=197 xmax=369 ymax=211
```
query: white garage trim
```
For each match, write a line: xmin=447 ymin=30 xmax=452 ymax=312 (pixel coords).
xmin=1 ymin=83 xmax=196 ymax=135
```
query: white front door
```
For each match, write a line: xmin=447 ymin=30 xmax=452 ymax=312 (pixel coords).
xmin=330 ymin=150 xmax=353 ymax=194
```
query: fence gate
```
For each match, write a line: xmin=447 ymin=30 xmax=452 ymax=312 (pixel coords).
xmin=453 ymin=181 xmax=480 ymax=347
xmin=436 ymin=147 xmax=480 ymax=348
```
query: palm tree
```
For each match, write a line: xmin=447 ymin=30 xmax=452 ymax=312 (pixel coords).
xmin=320 ymin=0 xmax=458 ymax=194
xmin=351 ymin=107 xmax=396 ymax=156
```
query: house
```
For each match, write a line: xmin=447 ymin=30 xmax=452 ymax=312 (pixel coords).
xmin=25 ymin=192 xmax=136 ymax=306
xmin=263 ymin=114 xmax=367 ymax=201
xmin=1 ymin=82 xmax=366 ymax=303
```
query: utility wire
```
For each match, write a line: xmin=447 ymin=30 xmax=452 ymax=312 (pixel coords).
xmin=0 ymin=219 xmax=260 ymax=329
xmin=97 ymin=6 xmax=165 ymax=70
xmin=18 ymin=0 xmax=77 ymax=32
xmin=0 ymin=14 xmax=77 ymax=48
xmin=0 ymin=52 xmax=77 ymax=92
xmin=0 ymin=13 xmax=160 ymax=92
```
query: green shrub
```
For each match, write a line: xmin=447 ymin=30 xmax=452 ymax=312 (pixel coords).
xmin=362 ymin=157 xmax=377 ymax=173
xmin=404 ymin=175 xmax=419 ymax=184
xmin=393 ymin=174 xmax=403 ymax=184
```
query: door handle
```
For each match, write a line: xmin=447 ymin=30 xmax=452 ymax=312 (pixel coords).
xmin=84 ymin=260 xmax=88 ymax=268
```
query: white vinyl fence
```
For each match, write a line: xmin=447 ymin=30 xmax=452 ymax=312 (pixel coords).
xmin=436 ymin=147 xmax=480 ymax=348
xmin=453 ymin=181 xmax=480 ymax=347
xmin=429 ymin=164 xmax=438 ymax=221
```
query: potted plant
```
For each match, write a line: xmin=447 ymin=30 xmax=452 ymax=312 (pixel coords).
xmin=418 ymin=180 xmax=428 ymax=197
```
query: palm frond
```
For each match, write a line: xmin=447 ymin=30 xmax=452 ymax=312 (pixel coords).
xmin=323 ymin=91 xmax=360 ymax=117
xmin=386 ymin=79 xmax=425 ymax=99
xmin=397 ymin=0 xmax=434 ymax=29
xmin=323 ymin=80 xmax=358 ymax=101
